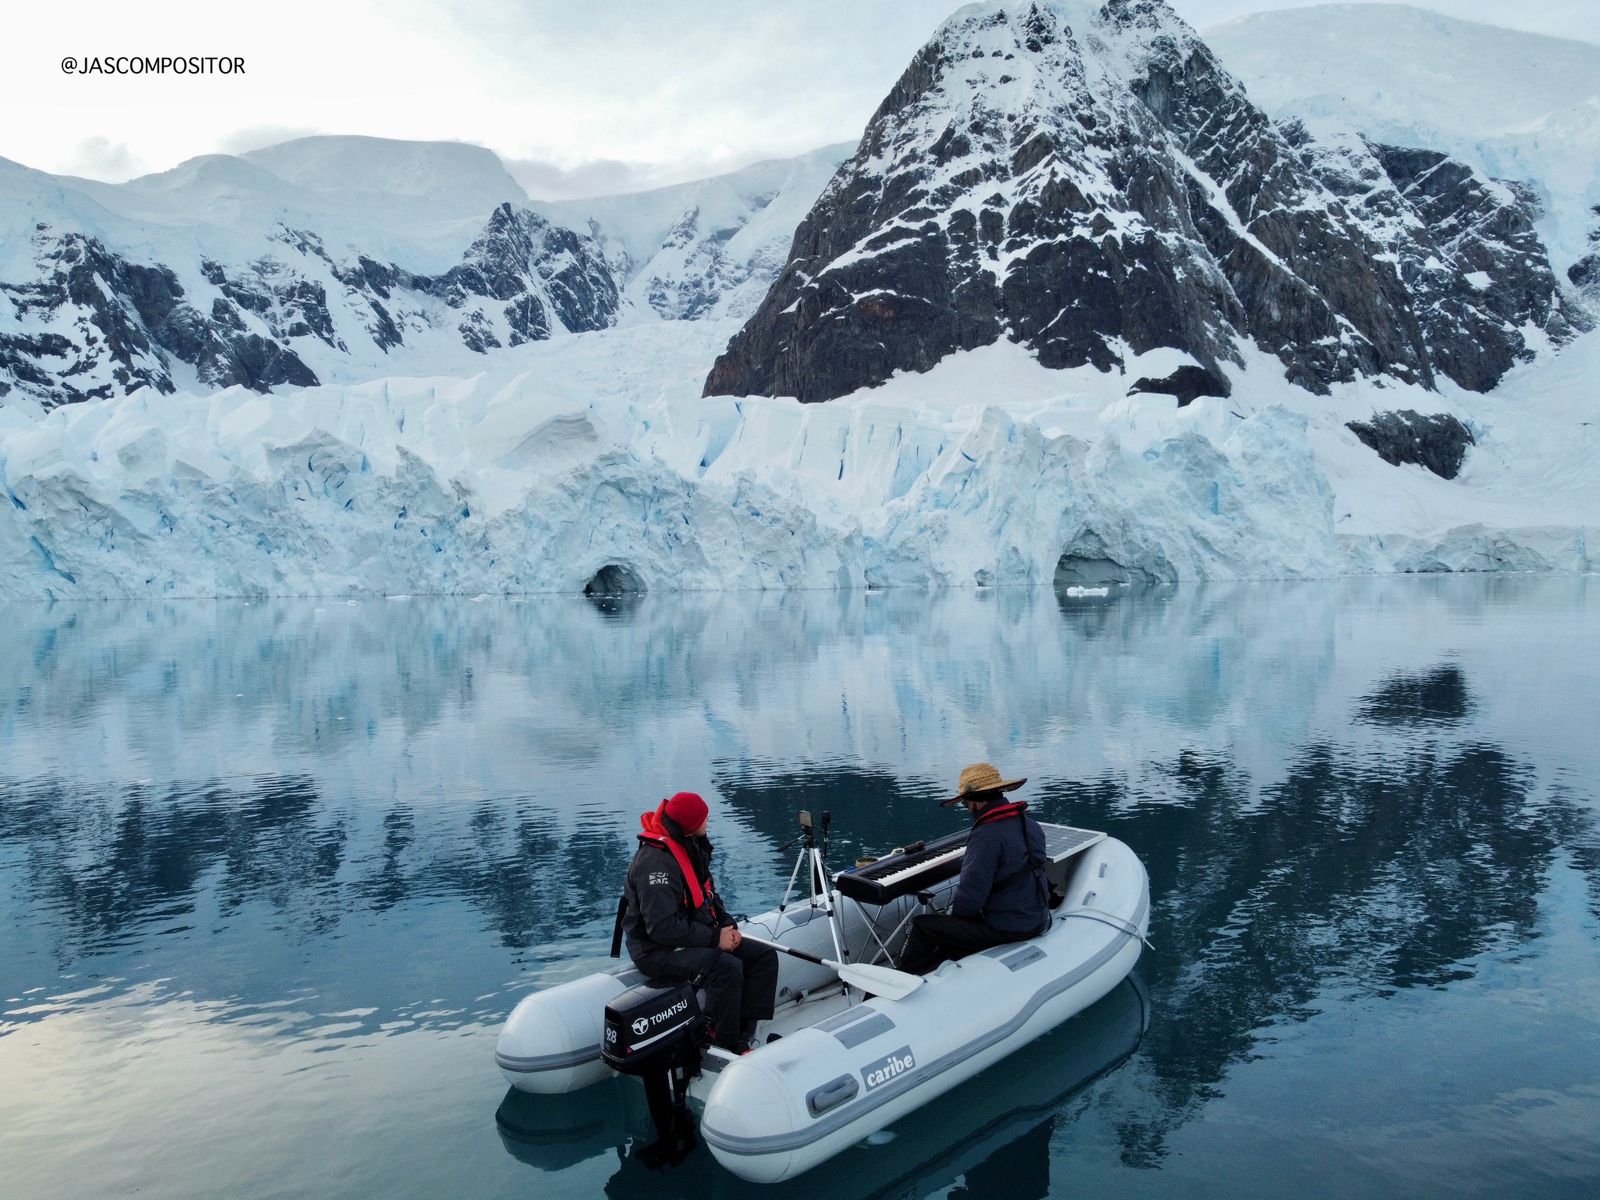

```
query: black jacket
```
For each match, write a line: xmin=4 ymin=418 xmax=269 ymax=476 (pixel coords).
xmin=621 ymin=829 xmax=730 ymax=962
xmin=951 ymin=801 xmax=1050 ymax=934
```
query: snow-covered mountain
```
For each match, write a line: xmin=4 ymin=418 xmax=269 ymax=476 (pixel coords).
xmin=0 ymin=137 xmax=841 ymax=411
xmin=0 ymin=142 xmax=614 ymax=409
xmin=705 ymin=0 xmax=1579 ymax=405
xmin=537 ymin=144 xmax=854 ymax=322
xmin=1206 ymin=4 xmax=1600 ymax=273
xmin=1 ymin=2 xmax=1597 ymax=600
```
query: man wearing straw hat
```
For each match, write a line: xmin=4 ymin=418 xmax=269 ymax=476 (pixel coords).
xmin=899 ymin=762 xmax=1051 ymax=974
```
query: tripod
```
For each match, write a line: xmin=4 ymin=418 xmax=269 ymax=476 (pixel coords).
xmin=776 ymin=809 xmax=848 ymax=966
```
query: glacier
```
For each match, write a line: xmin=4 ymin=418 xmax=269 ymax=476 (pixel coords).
xmin=2 ymin=315 xmax=1594 ymax=600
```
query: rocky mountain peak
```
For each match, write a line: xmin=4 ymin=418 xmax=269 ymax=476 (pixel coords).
xmin=703 ymin=0 xmax=1577 ymax=404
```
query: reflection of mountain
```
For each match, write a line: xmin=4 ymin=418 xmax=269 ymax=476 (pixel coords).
xmin=7 ymin=580 xmax=1590 ymax=807
xmin=1356 ymin=662 xmax=1473 ymax=726
xmin=4 ymin=586 xmax=1592 ymax=836
xmin=711 ymin=661 xmax=1598 ymax=1168
xmin=0 ymin=774 xmax=347 ymax=953
xmin=710 ymin=761 xmax=946 ymax=869
xmin=0 ymin=774 xmax=638 ymax=1027
xmin=1027 ymin=700 xmax=1596 ymax=1164
xmin=2 ymin=579 xmax=1596 ymax=1169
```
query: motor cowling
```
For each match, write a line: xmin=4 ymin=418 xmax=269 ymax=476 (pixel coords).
xmin=602 ymin=981 xmax=704 ymax=1075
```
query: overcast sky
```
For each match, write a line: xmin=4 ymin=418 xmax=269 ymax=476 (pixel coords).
xmin=8 ymin=0 xmax=1597 ymax=199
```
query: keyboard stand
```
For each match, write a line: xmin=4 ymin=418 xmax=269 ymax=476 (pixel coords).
xmin=842 ymin=886 xmax=946 ymax=971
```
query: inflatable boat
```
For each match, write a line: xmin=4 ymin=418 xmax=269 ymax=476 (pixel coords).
xmin=494 ymin=974 xmax=1149 ymax=1197
xmin=494 ymin=815 xmax=1148 ymax=1183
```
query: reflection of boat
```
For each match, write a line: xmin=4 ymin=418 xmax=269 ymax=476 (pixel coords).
xmin=494 ymin=1076 xmax=648 ymax=1173
xmin=496 ymin=976 xmax=1149 ymax=1200
xmin=495 ymin=817 xmax=1148 ymax=1183
xmin=788 ymin=973 xmax=1149 ymax=1200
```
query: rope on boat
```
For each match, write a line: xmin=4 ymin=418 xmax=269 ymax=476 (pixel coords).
xmin=1058 ymin=907 xmax=1155 ymax=952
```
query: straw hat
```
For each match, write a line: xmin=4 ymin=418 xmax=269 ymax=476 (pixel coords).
xmin=941 ymin=762 xmax=1026 ymax=808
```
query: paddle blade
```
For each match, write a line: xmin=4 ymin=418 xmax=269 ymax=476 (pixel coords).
xmin=832 ymin=959 xmax=923 ymax=1002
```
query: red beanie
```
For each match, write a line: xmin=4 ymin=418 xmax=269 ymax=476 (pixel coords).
xmin=662 ymin=791 xmax=709 ymax=833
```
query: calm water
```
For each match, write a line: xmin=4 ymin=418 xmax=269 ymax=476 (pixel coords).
xmin=1 ymin=579 xmax=1597 ymax=1199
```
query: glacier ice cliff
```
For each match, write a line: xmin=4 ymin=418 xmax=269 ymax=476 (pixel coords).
xmin=2 ymin=321 xmax=1593 ymax=600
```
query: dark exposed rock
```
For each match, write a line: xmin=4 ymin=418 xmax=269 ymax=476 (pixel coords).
xmin=224 ymin=334 xmax=321 ymax=391
xmin=632 ymin=204 xmax=756 ymax=321
xmin=703 ymin=0 xmax=1575 ymax=404
xmin=1293 ymin=134 xmax=1581 ymax=389
xmin=1569 ymin=205 xmax=1600 ymax=307
xmin=1346 ymin=410 xmax=1476 ymax=480
xmin=415 ymin=203 xmax=619 ymax=339
xmin=1 ymin=201 xmax=619 ymax=408
xmin=0 ymin=333 xmax=81 ymax=401
xmin=457 ymin=312 xmax=502 ymax=355
xmin=0 ymin=233 xmax=332 ymax=403
xmin=1128 ymin=364 xmax=1229 ymax=406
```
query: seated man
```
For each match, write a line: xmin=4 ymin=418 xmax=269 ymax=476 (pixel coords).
xmin=900 ymin=762 xmax=1051 ymax=974
xmin=620 ymin=790 xmax=778 ymax=1053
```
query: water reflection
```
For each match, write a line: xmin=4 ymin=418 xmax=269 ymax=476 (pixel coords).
xmin=1039 ymin=736 xmax=1582 ymax=1165
xmin=1356 ymin=663 xmax=1475 ymax=727
xmin=0 ymin=772 xmax=639 ymax=1028
xmin=1 ymin=578 xmax=1597 ymax=1197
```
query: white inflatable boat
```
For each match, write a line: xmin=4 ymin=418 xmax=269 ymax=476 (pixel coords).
xmin=495 ymin=818 xmax=1148 ymax=1183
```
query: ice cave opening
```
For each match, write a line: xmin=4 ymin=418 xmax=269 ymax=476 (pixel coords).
xmin=1052 ymin=552 xmax=1157 ymax=588
xmin=583 ymin=564 xmax=646 ymax=597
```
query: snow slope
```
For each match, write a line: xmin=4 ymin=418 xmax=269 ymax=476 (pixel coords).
xmin=2 ymin=317 xmax=1593 ymax=600
xmin=535 ymin=143 xmax=853 ymax=322
xmin=3 ymin=137 xmax=530 ymax=276
xmin=1207 ymin=4 xmax=1600 ymax=269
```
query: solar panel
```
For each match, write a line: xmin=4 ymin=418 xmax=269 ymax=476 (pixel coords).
xmin=1037 ymin=823 xmax=1106 ymax=864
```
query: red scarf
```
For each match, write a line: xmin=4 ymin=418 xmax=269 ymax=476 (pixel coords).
xmin=639 ymin=807 xmax=711 ymax=909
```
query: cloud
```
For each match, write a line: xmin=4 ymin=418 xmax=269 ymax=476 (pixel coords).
xmin=504 ymin=157 xmax=656 ymax=201
xmin=1179 ymin=0 xmax=1599 ymax=42
xmin=215 ymin=125 xmax=326 ymax=155
xmin=61 ymin=137 xmax=145 ymax=182
xmin=504 ymin=148 xmax=804 ymax=202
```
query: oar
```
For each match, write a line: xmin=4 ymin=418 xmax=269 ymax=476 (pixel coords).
xmin=739 ymin=935 xmax=923 ymax=1002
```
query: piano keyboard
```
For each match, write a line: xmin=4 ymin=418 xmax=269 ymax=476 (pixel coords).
xmin=834 ymin=829 xmax=969 ymax=905
xmin=831 ymin=822 xmax=1106 ymax=907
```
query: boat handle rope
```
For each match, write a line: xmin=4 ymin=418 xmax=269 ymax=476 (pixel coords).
xmin=1059 ymin=907 xmax=1155 ymax=952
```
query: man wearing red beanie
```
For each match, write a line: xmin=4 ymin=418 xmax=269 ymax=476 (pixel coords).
xmin=619 ymin=791 xmax=778 ymax=1053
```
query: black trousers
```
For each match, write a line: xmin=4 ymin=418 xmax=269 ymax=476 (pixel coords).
xmin=633 ymin=940 xmax=779 ymax=1051
xmin=899 ymin=914 xmax=1041 ymax=974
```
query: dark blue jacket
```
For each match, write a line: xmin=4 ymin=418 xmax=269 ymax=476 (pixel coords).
xmin=951 ymin=801 xmax=1050 ymax=934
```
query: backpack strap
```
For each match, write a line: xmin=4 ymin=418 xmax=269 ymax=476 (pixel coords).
xmin=991 ymin=816 xmax=1049 ymax=895
xmin=608 ymin=892 xmax=627 ymax=958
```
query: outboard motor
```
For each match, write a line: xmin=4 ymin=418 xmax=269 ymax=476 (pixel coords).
xmin=602 ymin=981 xmax=705 ymax=1167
